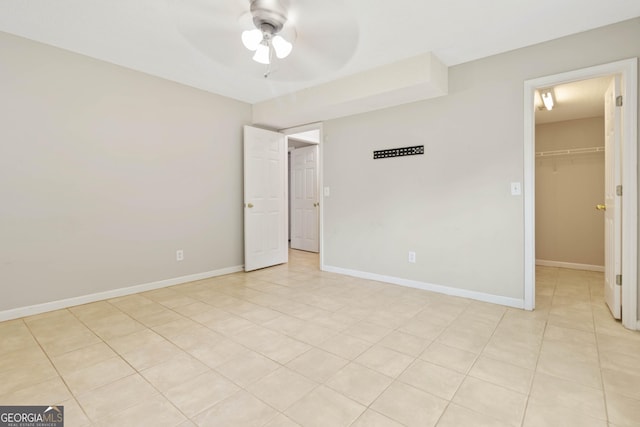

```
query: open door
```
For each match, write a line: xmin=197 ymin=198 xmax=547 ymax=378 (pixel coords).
xmin=244 ymin=126 xmax=288 ymax=271
xmin=603 ymin=76 xmax=622 ymax=318
xmin=291 ymin=145 xmax=319 ymax=252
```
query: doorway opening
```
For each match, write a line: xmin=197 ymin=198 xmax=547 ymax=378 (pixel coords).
xmin=282 ymin=123 xmax=323 ymax=267
xmin=523 ymin=59 xmax=638 ymax=330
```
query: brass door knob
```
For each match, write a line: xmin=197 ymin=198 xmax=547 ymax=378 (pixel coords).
xmin=313 ymin=202 xmax=319 ymax=207
xmin=596 ymin=204 xmax=606 ymax=211
xmin=247 ymin=203 xmax=254 ymax=208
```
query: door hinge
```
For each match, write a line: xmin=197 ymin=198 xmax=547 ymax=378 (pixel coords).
xmin=616 ymin=95 xmax=623 ymax=107
xmin=616 ymin=274 xmax=622 ymax=286
xmin=616 ymin=185 xmax=623 ymax=196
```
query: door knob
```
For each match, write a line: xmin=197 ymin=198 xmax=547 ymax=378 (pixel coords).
xmin=596 ymin=204 xmax=606 ymax=211
xmin=247 ymin=203 xmax=254 ymax=208
xmin=313 ymin=202 xmax=319 ymax=207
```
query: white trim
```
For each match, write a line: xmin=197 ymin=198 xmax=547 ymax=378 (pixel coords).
xmin=536 ymin=259 xmax=604 ymax=272
xmin=0 ymin=265 xmax=243 ymax=322
xmin=324 ymin=265 xmax=524 ymax=309
xmin=524 ymin=58 xmax=638 ymax=330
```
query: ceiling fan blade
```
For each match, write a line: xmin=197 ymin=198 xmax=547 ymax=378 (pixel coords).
xmin=171 ymin=0 xmax=359 ymax=81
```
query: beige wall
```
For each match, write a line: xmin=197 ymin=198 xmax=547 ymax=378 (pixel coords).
xmin=323 ymin=18 xmax=640 ymax=307
xmin=0 ymin=32 xmax=251 ymax=312
xmin=535 ymin=118 xmax=605 ymax=267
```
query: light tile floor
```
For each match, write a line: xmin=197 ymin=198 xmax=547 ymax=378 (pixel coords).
xmin=1 ymin=250 xmax=640 ymax=426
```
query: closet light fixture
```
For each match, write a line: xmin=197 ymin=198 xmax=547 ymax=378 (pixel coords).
xmin=540 ymin=89 xmax=555 ymax=111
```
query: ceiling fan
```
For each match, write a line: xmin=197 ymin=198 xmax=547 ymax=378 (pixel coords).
xmin=241 ymin=0 xmax=294 ymax=76
xmin=172 ymin=0 xmax=359 ymax=82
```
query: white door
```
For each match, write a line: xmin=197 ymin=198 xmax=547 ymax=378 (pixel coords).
xmin=603 ymin=76 xmax=622 ymax=319
xmin=290 ymin=145 xmax=319 ymax=252
xmin=244 ymin=126 xmax=288 ymax=271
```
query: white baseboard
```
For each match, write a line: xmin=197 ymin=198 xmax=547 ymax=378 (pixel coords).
xmin=536 ymin=259 xmax=604 ymax=272
xmin=0 ymin=265 xmax=244 ymax=322
xmin=322 ymin=265 xmax=524 ymax=309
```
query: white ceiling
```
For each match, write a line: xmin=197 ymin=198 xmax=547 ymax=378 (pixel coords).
xmin=535 ymin=76 xmax=612 ymax=124
xmin=1 ymin=1 xmax=639 ymax=104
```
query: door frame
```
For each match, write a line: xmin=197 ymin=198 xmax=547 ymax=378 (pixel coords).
xmin=280 ymin=122 xmax=324 ymax=268
xmin=523 ymin=58 xmax=638 ymax=330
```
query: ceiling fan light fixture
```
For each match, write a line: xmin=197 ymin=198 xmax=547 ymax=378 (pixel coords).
xmin=242 ymin=29 xmax=263 ymax=51
xmin=241 ymin=0 xmax=292 ymax=74
xmin=272 ymin=35 xmax=292 ymax=58
xmin=253 ymin=43 xmax=271 ymax=64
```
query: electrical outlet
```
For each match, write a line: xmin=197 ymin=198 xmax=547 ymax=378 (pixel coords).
xmin=510 ymin=182 xmax=522 ymax=196
xmin=408 ymin=251 xmax=416 ymax=263
xmin=176 ymin=249 xmax=184 ymax=261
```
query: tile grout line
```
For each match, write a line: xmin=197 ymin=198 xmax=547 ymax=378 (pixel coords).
xmin=20 ymin=312 xmax=94 ymax=427
xmin=518 ymin=268 xmax=557 ymax=426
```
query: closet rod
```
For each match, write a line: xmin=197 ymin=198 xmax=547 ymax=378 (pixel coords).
xmin=535 ymin=146 xmax=604 ymax=158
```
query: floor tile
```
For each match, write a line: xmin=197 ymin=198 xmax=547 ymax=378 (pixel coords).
xmin=163 ymin=370 xmax=239 ymax=417
xmin=247 ymin=367 xmax=317 ymax=411
xmin=51 ymin=342 xmax=118 ymax=375
xmin=0 ymin=359 xmax=59 ymax=396
xmin=76 ymin=374 xmax=159 ymax=421
xmin=188 ymin=338 xmax=247 ymax=368
xmin=325 ymin=362 xmax=393 ymax=406
xmin=437 ymin=403 xmax=513 ymax=427
xmin=355 ymin=345 xmax=414 ymax=378
xmin=215 ymin=350 xmax=280 ymax=387
xmin=605 ymin=391 xmax=640 ymax=427
xmin=378 ymin=330 xmax=432 ymax=357
xmin=536 ymin=349 xmax=602 ymax=389
xmin=263 ymin=413 xmax=302 ymax=427
xmin=420 ymin=341 xmax=477 ymax=373
xmin=121 ymin=339 xmax=184 ymax=370
xmin=529 ymin=372 xmax=606 ymax=421
xmin=371 ymin=381 xmax=448 ymax=427
xmin=469 ymin=355 xmax=534 ymax=394
xmin=351 ymin=409 xmax=405 ymax=427
xmin=0 ymin=376 xmax=71 ymax=406
xmin=63 ymin=356 xmax=135 ymax=394
xmin=317 ymin=333 xmax=372 ymax=360
xmin=602 ymin=368 xmax=640 ymax=400
xmin=94 ymin=393 xmax=186 ymax=426
xmin=140 ymin=353 xmax=208 ymax=392
xmin=285 ymin=385 xmax=365 ymax=427
xmin=287 ymin=348 xmax=349 ymax=383
xmin=523 ymin=400 xmax=607 ymax=427
xmin=452 ymin=376 xmax=527 ymax=426
xmin=3 ymin=257 xmax=640 ymax=427
xmin=343 ymin=321 xmax=393 ymax=343
xmin=436 ymin=328 xmax=491 ymax=353
xmin=57 ymin=398 xmax=92 ymax=427
xmin=106 ymin=328 xmax=166 ymax=354
xmin=399 ymin=359 xmax=465 ymax=400
xmin=192 ymin=390 xmax=278 ymax=426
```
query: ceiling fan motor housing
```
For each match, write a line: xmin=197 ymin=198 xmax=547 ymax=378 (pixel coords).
xmin=250 ymin=0 xmax=288 ymax=34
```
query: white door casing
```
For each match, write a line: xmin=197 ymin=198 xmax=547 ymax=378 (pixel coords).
xmin=523 ymin=58 xmax=637 ymax=330
xmin=603 ymin=76 xmax=622 ymax=319
xmin=291 ymin=145 xmax=319 ymax=252
xmin=243 ymin=126 xmax=288 ymax=271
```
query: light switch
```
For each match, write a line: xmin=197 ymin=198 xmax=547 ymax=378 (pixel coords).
xmin=511 ymin=182 xmax=522 ymax=196
xmin=324 ymin=187 xmax=330 ymax=197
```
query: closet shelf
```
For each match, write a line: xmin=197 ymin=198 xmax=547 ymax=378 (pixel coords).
xmin=535 ymin=146 xmax=604 ymax=158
